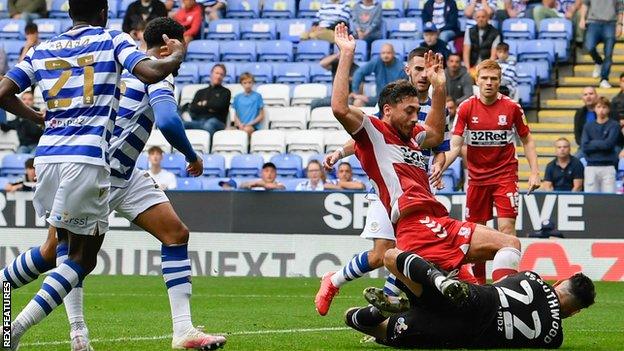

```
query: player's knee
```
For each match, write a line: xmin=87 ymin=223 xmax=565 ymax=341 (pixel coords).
xmin=502 ymin=234 xmax=521 ymax=250
xmin=161 ymin=221 xmax=189 ymax=246
xmin=368 ymin=249 xmax=384 ymax=268
xmin=383 ymin=248 xmax=400 ymax=271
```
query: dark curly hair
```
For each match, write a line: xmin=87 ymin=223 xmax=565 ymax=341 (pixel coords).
xmin=378 ymin=79 xmax=418 ymax=111
xmin=143 ymin=17 xmax=185 ymax=50
xmin=568 ymin=272 xmax=596 ymax=310
xmin=69 ymin=0 xmax=108 ymax=23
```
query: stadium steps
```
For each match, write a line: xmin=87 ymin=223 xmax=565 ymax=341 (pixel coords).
xmin=574 ymin=64 xmax=624 ymax=78
xmin=542 ymin=99 xmax=584 ymax=109
xmin=537 ymin=110 xmax=575 ymax=123
xmin=528 ymin=123 xmax=573 ymax=132
xmin=595 ymin=42 xmax=624 ymax=55
xmin=556 ymin=87 xmax=620 ymax=99
xmin=577 ymin=54 xmax=624 ymax=64
xmin=530 ymin=133 xmax=576 ymax=147
xmin=559 ymin=76 xmax=620 ymax=87
xmin=517 ymin=146 xmax=578 ymax=157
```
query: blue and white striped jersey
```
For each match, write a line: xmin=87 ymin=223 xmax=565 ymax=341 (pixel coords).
xmin=108 ymin=70 xmax=176 ymax=187
xmin=197 ymin=0 xmax=227 ymax=6
xmin=5 ymin=26 xmax=148 ymax=167
xmin=317 ymin=2 xmax=351 ymax=28
xmin=417 ymin=97 xmax=451 ymax=158
xmin=498 ymin=58 xmax=518 ymax=97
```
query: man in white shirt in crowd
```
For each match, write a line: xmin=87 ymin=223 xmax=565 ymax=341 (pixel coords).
xmin=148 ymin=146 xmax=177 ymax=190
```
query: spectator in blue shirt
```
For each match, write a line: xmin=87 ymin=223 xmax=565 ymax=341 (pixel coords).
xmin=422 ymin=0 xmax=460 ymax=43
xmin=573 ymin=87 xmax=598 ymax=150
xmin=351 ymin=43 xmax=407 ymax=107
xmin=351 ymin=0 xmax=383 ymax=45
xmin=581 ymin=97 xmax=620 ymax=193
xmin=419 ymin=22 xmax=452 ymax=61
xmin=543 ymin=137 xmax=584 ymax=191
xmin=231 ymin=72 xmax=265 ymax=136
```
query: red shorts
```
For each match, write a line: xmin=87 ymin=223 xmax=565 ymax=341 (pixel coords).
xmin=466 ymin=181 xmax=519 ymax=223
xmin=395 ymin=214 xmax=476 ymax=272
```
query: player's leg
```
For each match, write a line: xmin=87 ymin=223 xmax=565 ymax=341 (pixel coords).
xmin=344 ymin=306 xmax=389 ymax=340
xmin=493 ymin=181 xmax=519 ymax=236
xmin=0 ymin=227 xmax=57 ymax=289
xmin=465 ymin=183 xmax=495 ymax=284
xmin=463 ymin=224 xmax=521 ymax=281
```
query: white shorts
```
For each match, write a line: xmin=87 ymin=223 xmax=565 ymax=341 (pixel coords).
xmin=109 ymin=169 xmax=169 ymax=221
xmin=33 ymin=163 xmax=110 ymax=236
xmin=360 ymin=197 xmax=395 ymax=241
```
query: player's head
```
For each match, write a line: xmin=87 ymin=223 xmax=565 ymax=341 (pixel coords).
xmin=69 ymin=0 xmax=108 ymax=27
xmin=554 ymin=272 xmax=596 ymax=318
xmin=380 ymin=44 xmax=396 ymax=64
xmin=554 ymin=137 xmax=571 ymax=159
xmin=405 ymin=47 xmax=430 ymax=93
xmin=143 ymin=17 xmax=185 ymax=53
xmin=582 ymin=86 xmax=598 ymax=107
xmin=337 ymin=162 xmax=353 ymax=182
xmin=378 ymin=80 xmax=420 ymax=141
xmin=476 ymin=59 xmax=502 ymax=99
xmin=496 ymin=42 xmax=510 ymax=61
xmin=25 ymin=158 xmax=35 ymax=181
xmin=595 ymin=96 xmax=610 ymax=118
xmin=261 ymin=162 xmax=277 ymax=183
xmin=20 ymin=91 xmax=34 ymax=107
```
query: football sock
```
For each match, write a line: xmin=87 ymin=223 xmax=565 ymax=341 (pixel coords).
xmin=396 ymin=251 xmax=450 ymax=294
xmin=383 ymin=274 xmax=402 ymax=298
xmin=331 ymin=251 xmax=372 ymax=288
xmin=57 ymin=243 xmax=87 ymax=332
xmin=492 ymin=247 xmax=521 ymax=282
xmin=349 ymin=305 xmax=386 ymax=328
xmin=473 ymin=262 xmax=487 ymax=285
xmin=162 ymin=244 xmax=194 ymax=337
xmin=0 ymin=246 xmax=54 ymax=288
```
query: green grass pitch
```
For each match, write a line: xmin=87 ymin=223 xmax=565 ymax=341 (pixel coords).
xmin=8 ymin=276 xmax=624 ymax=350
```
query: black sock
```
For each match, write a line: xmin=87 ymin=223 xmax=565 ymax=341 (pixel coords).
xmin=350 ymin=305 xmax=386 ymax=328
xmin=395 ymin=251 xmax=445 ymax=289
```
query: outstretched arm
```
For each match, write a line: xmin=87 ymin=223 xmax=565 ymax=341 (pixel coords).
xmin=519 ymin=133 xmax=540 ymax=194
xmin=420 ymin=51 xmax=447 ymax=149
xmin=324 ymin=139 xmax=355 ymax=170
xmin=442 ymin=135 xmax=464 ymax=172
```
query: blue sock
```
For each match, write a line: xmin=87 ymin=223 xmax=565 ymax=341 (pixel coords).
xmin=0 ymin=246 xmax=54 ymax=288
xmin=162 ymin=244 xmax=193 ymax=336
xmin=383 ymin=274 xmax=402 ymax=297
xmin=331 ymin=251 xmax=372 ymax=288
xmin=57 ymin=243 xmax=86 ymax=329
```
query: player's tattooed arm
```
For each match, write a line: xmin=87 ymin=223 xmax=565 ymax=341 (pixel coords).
xmin=331 ymin=23 xmax=365 ymax=134
xmin=519 ymin=133 xmax=541 ymax=193
xmin=0 ymin=78 xmax=43 ymax=125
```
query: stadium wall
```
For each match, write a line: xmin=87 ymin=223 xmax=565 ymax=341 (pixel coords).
xmin=0 ymin=191 xmax=622 ymax=281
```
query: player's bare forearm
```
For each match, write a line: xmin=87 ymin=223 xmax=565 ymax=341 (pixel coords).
xmin=432 ymin=151 xmax=445 ymax=170
xmin=342 ymin=139 xmax=355 ymax=157
xmin=134 ymin=54 xmax=183 ymax=84
xmin=520 ymin=133 xmax=541 ymax=192
xmin=443 ymin=135 xmax=464 ymax=171
xmin=421 ymin=52 xmax=447 ymax=149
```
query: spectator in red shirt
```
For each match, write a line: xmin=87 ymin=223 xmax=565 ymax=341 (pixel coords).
xmin=174 ymin=0 xmax=203 ymax=44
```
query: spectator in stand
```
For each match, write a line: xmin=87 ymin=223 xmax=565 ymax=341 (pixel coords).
xmin=612 ymin=73 xmax=624 ymax=121
xmin=464 ymin=0 xmax=496 ymax=28
xmin=296 ymin=160 xmax=338 ymax=191
xmin=300 ymin=0 xmax=351 ymax=43
xmin=422 ymin=0 xmax=460 ymax=43
xmin=351 ymin=0 xmax=382 ymax=45
xmin=495 ymin=42 xmax=518 ymax=101
xmin=557 ymin=0 xmax=584 ymax=45
xmin=419 ymin=22 xmax=452 ymax=61
xmin=581 ymin=97 xmax=619 ymax=193
xmin=0 ymin=91 xmax=43 ymax=154
xmin=532 ymin=0 xmax=559 ymax=27
xmin=240 ymin=162 xmax=286 ymax=190
xmin=497 ymin=0 xmax=528 ymax=22
xmin=0 ymin=47 xmax=8 ymax=76
xmin=19 ymin=23 xmax=39 ymax=63
xmin=351 ymin=43 xmax=407 ymax=107
xmin=184 ymin=64 xmax=231 ymax=135
xmin=122 ymin=0 xmax=168 ymax=34
xmin=164 ymin=0 xmax=175 ymax=11
xmin=580 ymin=0 xmax=623 ymax=88
xmin=174 ymin=0 xmax=203 ymax=44
xmin=198 ymin=0 xmax=227 ymax=21
xmin=8 ymin=0 xmax=46 ymax=23
xmin=445 ymin=53 xmax=474 ymax=104
xmin=335 ymin=162 xmax=366 ymax=190
xmin=446 ymin=96 xmax=458 ymax=123
xmin=130 ymin=20 xmax=147 ymax=50
xmin=574 ymin=87 xmax=598 ymax=149
xmin=310 ymin=53 xmax=359 ymax=109
xmin=231 ymin=72 xmax=264 ymax=136
xmin=147 ymin=146 xmax=177 ymax=190
xmin=463 ymin=9 xmax=500 ymax=76
xmin=543 ymin=137 xmax=584 ymax=191
xmin=4 ymin=158 xmax=36 ymax=193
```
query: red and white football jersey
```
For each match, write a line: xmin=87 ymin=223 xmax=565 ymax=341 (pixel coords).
xmin=452 ymin=94 xmax=530 ymax=186
xmin=353 ymin=115 xmax=448 ymax=223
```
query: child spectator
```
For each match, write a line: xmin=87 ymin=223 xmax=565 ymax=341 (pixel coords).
xmin=19 ymin=23 xmax=39 ymax=63
xmin=4 ymin=158 xmax=36 ymax=192
xmin=231 ymin=72 xmax=265 ymax=136
xmin=495 ymin=42 xmax=518 ymax=101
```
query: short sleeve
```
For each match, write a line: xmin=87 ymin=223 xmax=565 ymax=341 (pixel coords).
xmin=256 ymin=92 xmax=264 ymax=108
xmin=147 ymin=74 xmax=176 ymax=106
xmin=513 ymin=103 xmax=530 ymax=137
xmin=452 ymin=101 xmax=469 ymax=136
xmin=110 ymin=30 xmax=148 ymax=73
xmin=5 ymin=48 xmax=36 ymax=92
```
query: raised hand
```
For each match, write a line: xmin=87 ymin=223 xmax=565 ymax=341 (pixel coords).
xmin=333 ymin=23 xmax=355 ymax=54
xmin=162 ymin=34 xmax=186 ymax=62
xmin=187 ymin=157 xmax=204 ymax=177
xmin=424 ymin=50 xmax=446 ymax=89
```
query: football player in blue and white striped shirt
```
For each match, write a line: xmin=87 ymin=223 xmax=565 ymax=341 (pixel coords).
xmin=0 ymin=0 xmax=185 ymax=349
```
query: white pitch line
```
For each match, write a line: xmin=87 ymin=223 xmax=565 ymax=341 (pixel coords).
xmin=20 ymin=327 xmax=351 ymax=347
xmin=11 ymin=291 xmax=362 ymax=299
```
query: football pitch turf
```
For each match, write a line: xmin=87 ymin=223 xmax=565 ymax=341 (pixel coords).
xmin=8 ymin=276 xmax=624 ymax=350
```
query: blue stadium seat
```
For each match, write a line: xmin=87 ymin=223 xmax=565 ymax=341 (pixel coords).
xmin=176 ymin=177 xmax=203 ymax=191
xmin=200 ymin=62 xmax=237 ymax=84
xmin=282 ymin=177 xmax=305 ymax=190
xmin=33 ymin=19 xmax=63 ymax=40
xmin=161 ymin=153 xmax=187 ymax=176
xmin=505 ymin=39 xmax=520 ymax=56
xmin=257 ymin=40 xmax=293 ymax=62
xmin=236 ymin=62 xmax=273 ymax=84
xmin=618 ymin=159 xmax=624 ymax=180
xmin=186 ymin=40 xmax=220 ymax=61
xmin=552 ymin=39 xmax=570 ymax=62
xmin=371 ymin=39 xmax=405 ymax=60
xmin=226 ymin=0 xmax=260 ymax=18
xmin=136 ymin=154 xmax=148 ymax=170
xmin=309 ymin=64 xmax=332 ymax=83
xmin=296 ymin=40 xmax=331 ymax=61
xmin=175 ymin=62 xmax=200 ymax=84
xmin=538 ymin=18 xmax=572 ymax=40
xmin=1 ymin=153 xmax=30 ymax=176
xmin=276 ymin=19 xmax=313 ymax=42
xmin=229 ymin=154 xmax=264 ymax=177
xmin=0 ymin=177 xmax=10 ymax=189
xmin=502 ymin=18 xmax=536 ymax=40
xmin=403 ymin=39 xmax=422 ymax=53
xmin=381 ymin=0 xmax=405 ymax=18
xmin=438 ymin=173 xmax=456 ymax=194
xmin=273 ymin=63 xmax=310 ymax=84
xmin=240 ymin=19 xmax=277 ymax=40
xmin=0 ymin=0 xmax=8 ymax=18
xmin=517 ymin=84 xmax=533 ymax=108
xmin=262 ymin=0 xmax=296 ymax=18
xmin=348 ymin=155 xmax=365 ymax=178
xmin=107 ymin=18 xmax=123 ymax=32
xmin=297 ymin=0 xmax=322 ymax=18
xmin=0 ymin=19 xmax=25 ymax=40
xmin=406 ymin=0 xmax=421 ymax=17
xmin=202 ymin=154 xmax=226 ymax=178
xmin=385 ymin=18 xmax=422 ymax=39
xmin=202 ymin=177 xmax=229 ymax=190
xmin=516 ymin=64 xmax=537 ymax=89
xmin=50 ymin=0 xmax=70 ymax=18
xmin=270 ymin=153 xmax=303 ymax=177
xmin=446 ymin=157 xmax=462 ymax=181
xmin=3 ymin=40 xmax=25 ymax=67
xmin=220 ymin=41 xmax=257 ymax=61
xmin=118 ymin=0 xmax=135 ymax=18
xmin=518 ymin=40 xmax=555 ymax=83
xmin=205 ymin=19 xmax=240 ymax=40
xmin=108 ymin=0 xmax=119 ymax=18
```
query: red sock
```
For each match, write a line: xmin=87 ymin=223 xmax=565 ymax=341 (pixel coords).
xmin=492 ymin=247 xmax=521 ymax=282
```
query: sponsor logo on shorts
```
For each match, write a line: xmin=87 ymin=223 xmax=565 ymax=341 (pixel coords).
xmin=394 ymin=317 xmax=408 ymax=335
xmin=369 ymin=221 xmax=380 ymax=233
xmin=459 ymin=226 xmax=472 ymax=238
xmin=55 ymin=212 xmax=89 ymax=227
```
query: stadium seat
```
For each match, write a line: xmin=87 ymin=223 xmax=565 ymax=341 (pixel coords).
xmin=273 ymin=63 xmax=310 ymax=84
xmin=371 ymin=39 xmax=405 ymax=60
xmin=352 ymin=39 xmax=369 ymax=61
xmin=236 ymin=62 xmax=274 ymax=84
xmin=505 ymin=39 xmax=520 ymax=56
xmin=296 ymin=40 xmax=331 ymax=61
xmin=185 ymin=129 xmax=211 ymax=154
xmin=266 ymin=107 xmax=309 ymax=130
xmin=186 ymin=40 xmax=220 ymax=62
xmin=240 ymin=19 xmax=277 ymax=40
xmin=276 ymin=19 xmax=313 ymax=42
xmin=201 ymin=153 xmax=226 ymax=177
xmin=179 ymin=84 xmax=205 ymax=106
xmin=257 ymin=40 xmax=294 ymax=62
xmin=108 ymin=0 xmax=119 ymax=18
xmin=291 ymin=84 xmax=327 ymax=106
xmin=226 ymin=0 xmax=260 ymax=18
xmin=551 ymin=39 xmax=570 ymax=62
xmin=516 ymin=64 xmax=537 ymax=88
xmin=381 ymin=0 xmax=405 ymax=17
xmin=297 ymin=0 xmax=322 ymax=18
xmin=250 ymin=129 xmax=287 ymax=161
xmin=136 ymin=153 xmax=148 ymax=170
xmin=438 ymin=173 xmax=456 ymax=194
xmin=33 ymin=19 xmax=62 ymax=40
xmin=286 ymin=130 xmax=325 ymax=162
xmin=3 ymin=40 xmax=24 ymax=67
xmin=223 ymin=83 xmax=244 ymax=101
xmin=49 ymin=0 xmax=70 ymax=18
xmin=229 ymin=154 xmax=264 ymax=177
xmin=0 ymin=0 xmax=8 ymax=18
xmin=348 ymin=155 xmax=365 ymax=177
xmin=0 ymin=19 xmax=24 ymax=39
xmin=538 ymin=18 xmax=572 ymax=40
xmin=107 ymin=18 xmax=123 ymax=32
xmin=257 ymin=84 xmax=290 ymax=106
xmin=517 ymin=84 xmax=533 ymax=107
xmin=502 ymin=18 xmax=536 ymax=40
xmin=200 ymin=62 xmax=236 ymax=84
xmin=262 ymin=0 xmax=296 ymax=18
xmin=220 ymin=41 xmax=257 ymax=62
xmin=0 ymin=130 xmax=19 ymax=152
xmin=309 ymin=107 xmax=341 ymax=130
xmin=270 ymin=153 xmax=303 ymax=177
xmin=161 ymin=153 xmax=187 ymax=176
xmin=406 ymin=0 xmax=421 ymax=16
xmin=282 ymin=177 xmax=305 ymax=190
xmin=175 ymin=62 xmax=200 ymax=85
xmin=618 ymin=159 xmax=624 ymax=179
xmin=202 ymin=177 xmax=229 ymax=190
xmin=385 ymin=18 xmax=421 ymax=39
xmin=518 ymin=40 xmax=555 ymax=64
xmin=0 ymin=153 xmax=30 ymax=176
xmin=324 ymin=130 xmax=351 ymax=153
xmin=176 ymin=177 xmax=203 ymax=191
xmin=309 ymin=64 xmax=332 ymax=83
xmin=212 ymin=130 xmax=249 ymax=168
xmin=205 ymin=19 xmax=240 ymax=40
xmin=144 ymin=130 xmax=171 ymax=153
xmin=446 ymin=157 xmax=462 ymax=182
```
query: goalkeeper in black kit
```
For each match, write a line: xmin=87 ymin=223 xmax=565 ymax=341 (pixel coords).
xmin=345 ymin=248 xmax=596 ymax=349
